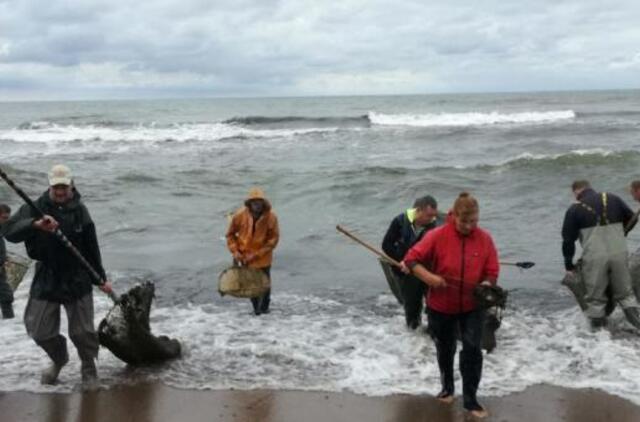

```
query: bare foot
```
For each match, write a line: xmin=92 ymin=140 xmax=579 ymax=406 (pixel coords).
xmin=436 ymin=393 xmax=455 ymax=404
xmin=468 ymin=408 xmax=489 ymax=418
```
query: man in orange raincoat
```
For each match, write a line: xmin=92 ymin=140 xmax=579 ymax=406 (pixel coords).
xmin=226 ymin=188 xmax=280 ymax=315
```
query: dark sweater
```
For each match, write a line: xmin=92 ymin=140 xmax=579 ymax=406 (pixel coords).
xmin=561 ymin=188 xmax=634 ymax=270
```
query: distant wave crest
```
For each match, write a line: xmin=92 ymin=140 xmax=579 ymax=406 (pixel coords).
xmin=368 ymin=110 xmax=576 ymax=127
xmin=496 ymin=148 xmax=639 ymax=169
xmin=224 ymin=115 xmax=369 ymax=126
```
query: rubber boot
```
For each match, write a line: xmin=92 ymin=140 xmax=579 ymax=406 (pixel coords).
xmin=1 ymin=302 xmax=14 ymax=319
xmin=589 ymin=317 xmax=608 ymax=331
xmin=81 ymin=359 xmax=98 ymax=385
xmin=40 ymin=351 xmax=69 ymax=385
xmin=623 ymin=308 xmax=640 ymax=330
xmin=38 ymin=337 xmax=70 ymax=385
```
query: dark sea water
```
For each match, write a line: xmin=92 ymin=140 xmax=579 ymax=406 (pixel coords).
xmin=1 ymin=91 xmax=640 ymax=400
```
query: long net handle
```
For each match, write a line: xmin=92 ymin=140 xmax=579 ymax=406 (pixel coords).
xmin=336 ymin=225 xmax=400 ymax=267
xmin=0 ymin=166 xmax=117 ymax=303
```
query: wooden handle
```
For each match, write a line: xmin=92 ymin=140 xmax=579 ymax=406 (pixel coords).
xmin=336 ymin=225 xmax=400 ymax=267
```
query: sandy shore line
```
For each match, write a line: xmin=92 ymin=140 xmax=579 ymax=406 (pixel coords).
xmin=1 ymin=383 xmax=639 ymax=422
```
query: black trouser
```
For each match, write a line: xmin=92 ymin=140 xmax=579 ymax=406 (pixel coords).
xmin=427 ymin=308 xmax=485 ymax=411
xmin=400 ymin=274 xmax=425 ymax=329
xmin=0 ymin=275 xmax=13 ymax=305
xmin=250 ymin=267 xmax=271 ymax=314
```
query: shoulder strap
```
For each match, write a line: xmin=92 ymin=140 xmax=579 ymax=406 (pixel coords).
xmin=578 ymin=193 xmax=608 ymax=226
xmin=601 ymin=193 xmax=609 ymax=225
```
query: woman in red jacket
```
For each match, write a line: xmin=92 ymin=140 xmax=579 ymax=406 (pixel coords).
xmin=401 ymin=192 xmax=499 ymax=418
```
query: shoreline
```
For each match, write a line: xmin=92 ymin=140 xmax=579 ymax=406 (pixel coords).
xmin=1 ymin=383 xmax=639 ymax=422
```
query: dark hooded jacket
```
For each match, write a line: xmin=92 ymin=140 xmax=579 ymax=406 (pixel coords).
xmin=3 ymin=190 xmax=106 ymax=303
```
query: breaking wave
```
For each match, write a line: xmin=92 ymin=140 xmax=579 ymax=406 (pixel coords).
xmin=368 ymin=110 xmax=576 ymax=127
xmin=0 ymin=122 xmax=339 ymax=144
xmin=224 ymin=115 xmax=369 ymax=127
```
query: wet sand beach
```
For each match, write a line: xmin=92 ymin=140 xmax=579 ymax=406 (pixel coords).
xmin=1 ymin=383 xmax=639 ymax=422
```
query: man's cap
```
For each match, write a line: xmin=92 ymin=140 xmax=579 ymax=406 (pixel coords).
xmin=48 ymin=164 xmax=72 ymax=186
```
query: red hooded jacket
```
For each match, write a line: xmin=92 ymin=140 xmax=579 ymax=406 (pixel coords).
xmin=403 ymin=216 xmax=499 ymax=314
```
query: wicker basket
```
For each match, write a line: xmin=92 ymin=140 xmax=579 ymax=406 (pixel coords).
xmin=4 ymin=253 xmax=30 ymax=290
xmin=218 ymin=266 xmax=270 ymax=298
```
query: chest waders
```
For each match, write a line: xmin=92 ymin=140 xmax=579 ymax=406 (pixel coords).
xmin=579 ymin=193 xmax=639 ymax=319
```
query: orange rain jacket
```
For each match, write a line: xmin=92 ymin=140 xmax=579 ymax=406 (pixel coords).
xmin=226 ymin=189 xmax=279 ymax=269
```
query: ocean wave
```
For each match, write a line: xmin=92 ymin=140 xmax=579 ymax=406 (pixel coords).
xmin=576 ymin=110 xmax=640 ymax=118
xmin=327 ymin=149 xmax=640 ymax=179
xmin=368 ymin=110 xmax=576 ymax=127
xmin=0 ymin=122 xmax=339 ymax=144
xmin=224 ymin=115 xmax=369 ymax=127
xmin=495 ymin=148 xmax=640 ymax=170
xmin=17 ymin=119 xmax=133 ymax=130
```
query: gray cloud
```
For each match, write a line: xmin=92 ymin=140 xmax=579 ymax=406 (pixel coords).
xmin=0 ymin=0 xmax=639 ymax=100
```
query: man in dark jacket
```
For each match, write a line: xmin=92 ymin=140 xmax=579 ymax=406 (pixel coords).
xmin=562 ymin=180 xmax=640 ymax=329
xmin=0 ymin=203 xmax=14 ymax=319
xmin=3 ymin=164 xmax=113 ymax=385
xmin=382 ymin=195 xmax=443 ymax=329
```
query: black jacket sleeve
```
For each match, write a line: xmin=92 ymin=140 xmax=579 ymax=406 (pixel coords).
xmin=382 ymin=215 xmax=402 ymax=262
xmin=615 ymin=195 xmax=635 ymax=233
xmin=625 ymin=211 xmax=639 ymax=235
xmin=561 ymin=205 xmax=579 ymax=271
xmin=2 ymin=203 xmax=36 ymax=244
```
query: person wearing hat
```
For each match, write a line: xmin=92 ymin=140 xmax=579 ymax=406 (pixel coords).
xmin=0 ymin=203 xmax=15 ymax=319
xmin=3 ymin=164 xmax=113 ymax=385
xmin=226 ymin=187 xmax=279 ymax=315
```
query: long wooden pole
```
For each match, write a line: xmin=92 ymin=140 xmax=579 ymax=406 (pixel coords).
xmin=336 ymin=225 xmax=400 ymax=267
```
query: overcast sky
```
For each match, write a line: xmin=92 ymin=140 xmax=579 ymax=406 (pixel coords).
xmin=1 ymin=0 xmax=639 ymax=100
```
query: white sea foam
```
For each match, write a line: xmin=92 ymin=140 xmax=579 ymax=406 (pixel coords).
xmin=0 ymin=122 xmax=337 ymax=144
xmin=368 ymin=110 xmax=576 ymax=127
xmin=1 ymin=277 xmax=640 ymax=404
